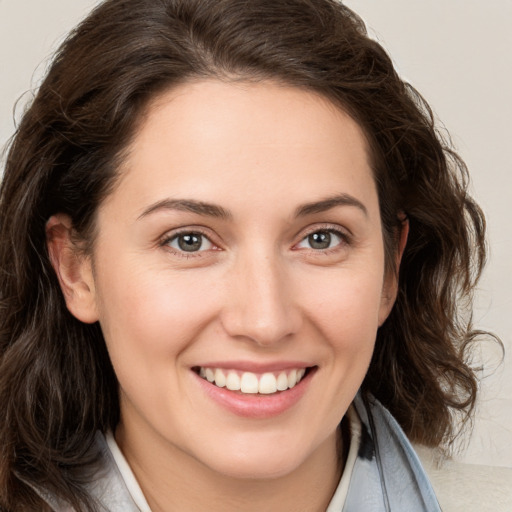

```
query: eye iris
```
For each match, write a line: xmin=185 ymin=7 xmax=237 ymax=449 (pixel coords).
xmin=178 ymin=234 xmax=202 ymax=252
xmin=309 ymin=231 xmax=331 ymax=249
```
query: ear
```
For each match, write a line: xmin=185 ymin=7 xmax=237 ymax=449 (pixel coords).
xmin=46 ymin=214 xmax=99 ymax=324
xmin=378 ymin=216 xmax=409 ymax=326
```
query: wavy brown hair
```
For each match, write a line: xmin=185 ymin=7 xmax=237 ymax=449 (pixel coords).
xmin=0 ymin=0 xmax=489 ymax=510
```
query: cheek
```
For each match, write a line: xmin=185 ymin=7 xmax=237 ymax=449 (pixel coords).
xmin=299 ymin=266 xmax=384 ymax=397
xmin=304 ymin=268 xmax=385 ymax=339
xmin=95 ymin=260 xmax=222 ymax=361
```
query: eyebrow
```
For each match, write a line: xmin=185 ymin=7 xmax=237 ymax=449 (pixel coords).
xmin=138 ymin=199 xmax=232 ymax=220
xmin=138 ymin=193 xmax=367 ymax=221
xmin=294 ymin=193 xmax=368 ymax=218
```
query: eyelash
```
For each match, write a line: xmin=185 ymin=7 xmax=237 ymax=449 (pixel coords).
xmin=159 ymin=224 xmax=351 ymax=258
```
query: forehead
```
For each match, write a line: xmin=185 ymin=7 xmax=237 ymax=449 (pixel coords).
xmin=106 ymin=79 xmax=378 ymax=221
xmin=139 ymin=80 xmax=371 ymax=158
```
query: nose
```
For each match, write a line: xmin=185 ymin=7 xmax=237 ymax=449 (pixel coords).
xmin=220 ymin=249 xmax=302 ymax=347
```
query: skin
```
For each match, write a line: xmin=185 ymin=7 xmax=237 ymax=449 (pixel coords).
xmin=48 ymin=80 xmax=402 ymax=512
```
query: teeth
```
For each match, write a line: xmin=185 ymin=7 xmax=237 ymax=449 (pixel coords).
xmin=288 ymin=369 xmax=297 ymax=388
xmin=240 ymin=372 xmax=259 ymax=393
xmin=226 ymin=371 xmax=241 ymax=391
xmin=214 ymin=369 xmax=226 ymax=388
xmin=198 ymin=367 xmax=308 ymax=395
xmin=276 ymin=372 xmax=288 ymax=391
xmin=259 ymin=373 xmax=277 ymax=394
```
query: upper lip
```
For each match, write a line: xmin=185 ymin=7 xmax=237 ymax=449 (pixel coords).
xmin=193 ymin=361 xmax=313 ymax=373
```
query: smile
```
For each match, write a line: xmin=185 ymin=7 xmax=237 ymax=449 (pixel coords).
xmin=197 ymin=367 xmax=308 ymax=395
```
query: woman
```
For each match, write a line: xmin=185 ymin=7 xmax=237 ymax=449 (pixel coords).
xmin=0 ymin=0 xmax=488 ymax=510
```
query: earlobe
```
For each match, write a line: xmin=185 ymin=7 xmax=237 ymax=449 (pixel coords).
xmin=46 ymin=214 xmax=99 ymax=324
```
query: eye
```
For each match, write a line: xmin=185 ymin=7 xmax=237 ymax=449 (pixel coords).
xmin=296 ymin=229 xmax=345 ymax=250
xmin=166 ymin=232 xmax=214 ymax=253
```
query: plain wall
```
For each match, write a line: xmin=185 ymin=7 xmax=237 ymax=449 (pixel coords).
xmin=1 ymin=0 xmax=511 ymax=468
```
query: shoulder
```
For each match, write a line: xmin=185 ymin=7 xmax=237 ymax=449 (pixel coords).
xmin=415 ymin=444 xmax=512 ymax=512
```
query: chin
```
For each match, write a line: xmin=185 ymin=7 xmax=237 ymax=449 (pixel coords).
xmin=207 ymin=454 xmax=306 ymax=481
xmin=193 ymin=432 xmax=322 ymax=481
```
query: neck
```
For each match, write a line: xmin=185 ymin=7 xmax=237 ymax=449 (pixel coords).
xmin=116 ymin=423 xmax=345 ymax=512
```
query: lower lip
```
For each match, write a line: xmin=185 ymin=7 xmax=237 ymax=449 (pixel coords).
xmin=194 ymin=370 xmax=313 ymax=419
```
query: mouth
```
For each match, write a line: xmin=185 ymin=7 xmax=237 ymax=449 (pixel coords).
xmin=193 ymin=366 xmax=314 ymax=395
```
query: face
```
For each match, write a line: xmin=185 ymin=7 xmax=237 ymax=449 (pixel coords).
xmin=60 ymin=80 xmax=397 ymax=480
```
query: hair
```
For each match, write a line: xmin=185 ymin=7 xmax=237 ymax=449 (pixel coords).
xmin=0 ymin=0 xmax=490 ymax=510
